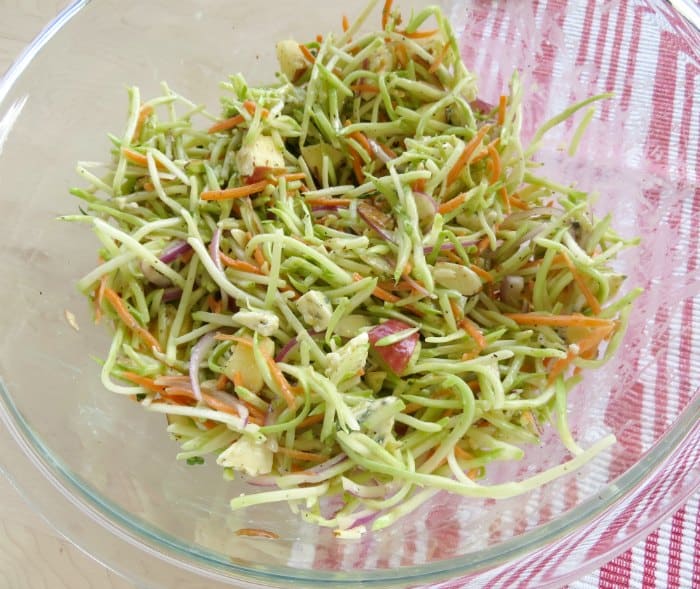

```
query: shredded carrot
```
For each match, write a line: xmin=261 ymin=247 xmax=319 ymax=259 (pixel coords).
xmin=299 ymin=44 xmax=316 ymax=64
xmin=547 ymin=324 xmax=614 ymax=384
xmin=122 ymin=372 xmax=164 ymax=393
xmin=350 ymin=83 xmax=381 ymax=94
xmin=399 ymin=28 xmax=439 ymax=39
xmin=231 ymin=371 xmax=244 ymax=388
xmin=352 ymin=272 xmax=400 ymax=303
xmin=454 ymin=445 xmax=473 ymax=460
xmin=350 ymin=148 xmax=365 ymax=183
xmin=508 ymin=192 xmax=529 ymax=210
xmin=469 ymin=264 xmax=493 ymax=283
xmin=219 ymin=252 xmax=263 ymax=275
xmin=488 ymin=144 xmax=502 ymax=184
xmin=298 ymin=412 xmax=325 ymax=429
xmin=276 ymin=172 xmax=307 ymax=183
xmin=504 ymin=312 xmax=614 ymax=329
xmin=276 ymin=446 xmax=329 ymax=463
xmin=395 ymin=42 xmax=408 ymax=68
xmin=207 ymin=114 xmax=245 ymax=134
xmin=207 ymin=294 xmax=222 ymax=314
xmin=143 ymin=181 xmax=155 ymax=192
xmin=316 ymin=33 xmax=324 ymax=43
xmin=382 ymin=0 xmax=393 ymax=29
xmin=103 ymin=287 xmax=162 ymax=352
xmin=449 ymin=299 xmax=464 ymax=321
xmin=342 ymin=14 xmax=350 ymax=32
xmin=200 ymin=180 xmax=269 ymax=201
xmin=242 ymin=100 xmax=268 ymax=118
xmin=266 ymin=357 xmax=297 ymax=410
xmin=437 ymin=192 xmax=468 ymax=215
xmin=444 ymin=249 xmax=463 ymax=264
xmin=460 ymin=318 xmax=487 ymax=350
xmin=446 ymin=125 xmax=492 ymax=186
xmin=476 ymin=235 xmax=491 ymax=253
xmin=305 ymin=198 xmax=352 ymax=207
xmin=160 ymin=392 xmax=196 ymax=406
xmin=412 ymin=178 xmax=427 ymax=193
xmin=498 ymin=94 xmax=507 ymax=126
xmin=429 ymin=43 xmax=450 ymax=73
xmin=521 ymin=253 xmax=568 ymax=270
xmin=561 ymin=251 xmax=602 ymax=315
xmin=94 ymin=263 xmax=107 ymax=324
xmin=235 ymin=528 xmax=279 ymax=539
xmin=216 ymin=373 xmax=229 ymax=390
xmin=253 ymin=246 xmax=266 ymax=268
xmin=203 ymin=392 xmax=244 ymax=417
xmin=132 ymin=105 xmax=153 ymax=143
xmin=121 ymin=147 xmax=166 ymax=170
xmin=348 ymin=130 xmax=372 ymax=156
xmin=378 ymin=141 xmax=397 ymax=159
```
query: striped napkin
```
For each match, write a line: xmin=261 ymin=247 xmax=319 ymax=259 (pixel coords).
xmin=572 ymin=493 xmax=699 ymax=588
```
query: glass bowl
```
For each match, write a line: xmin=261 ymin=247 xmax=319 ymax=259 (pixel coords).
xmin=0 ymin=0 xmax=698 ymax=587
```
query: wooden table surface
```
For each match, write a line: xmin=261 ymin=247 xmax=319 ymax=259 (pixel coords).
xmin=0 ymin=3 xmax=694 ymax=589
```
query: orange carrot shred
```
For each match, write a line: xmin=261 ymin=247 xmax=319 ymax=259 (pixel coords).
xmin=505 ymin=313 xmax=614 ymax=329
xmin=350 ymin=83 xmax=381 ymax=94
xmin=348 ymin=130 xmax=372 ymax=156
xmin=103 ymin=287 xmax=162 ymax=352
xmin=121 ymin=147 xmax=166 ymax=170
xmin=460 ymin=318 xmax=487 ymax=350
xmin=399 ymin=29 xmax=439 ymax=39
xmin=382 ymin=0 xmax=393 ymax=29
xmin=498 ymin=95 xmax=507 ymax=126
xmin=253 ymin=246 xmax=266 ymax=268
xmin=207 ymin=114 xmax=245 ymax=134
xmin=561 ymin=251 xmax=602 ymax=315
xmin=266 ymin=357 xmax=297 ymax=410
xmin=446 ymin=125 xmax=492 ymax=186
xmin=216 ymin=373 xmax=229 ymax=390
xmin=350 ymin=148 xmax=365 ymax=183
xmin=122 ymin=372 xmax=164 ymax=393
xmin=298 ymin=412 xmax=325 ymax=429
xmin=429 ymin=43 xmax=450 ymax=73
xmin=437 ymin=193 xmax=467 ymax=215
xmin=235 ymin=528 xmax=279 ymax=539
xmin=488 ymin=144 xmax=502 ymax=184
xmin=231 ymin=371 xmax=244 ymax=388
xmin=305 ymin=197 xmax=352 ymax=207
xmin=132 ymin=105 xmax=153 ymax=143
xmin=469 ymin=264 xmax=493 ymax=283
xmin=342 ymin=14 xmax=350 ymax=32
xmin=299 ymin=44 xmax=316 ymax=63
xmin=219 ymin=252 xmax=263 ymax=275
xmin=200 ymin=180 xmax=269 ymax=201
xmin=276 ymin=447 xmax=329 ymax=463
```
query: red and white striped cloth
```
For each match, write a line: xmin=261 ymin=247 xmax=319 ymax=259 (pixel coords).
xmin=455 ymin=1 xmax=700 ymax=587
xmin=572 ymin=493 xmax=700 ymax=588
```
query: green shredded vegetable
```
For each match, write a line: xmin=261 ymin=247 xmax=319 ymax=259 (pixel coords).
xmin=64 ymin=2 xmax=640 ymax=536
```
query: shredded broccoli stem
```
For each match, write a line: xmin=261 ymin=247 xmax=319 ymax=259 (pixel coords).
xmin=64 ymin=2 xmax=640 ymax=536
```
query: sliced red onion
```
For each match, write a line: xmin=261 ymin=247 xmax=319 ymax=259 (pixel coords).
xmin=209 ymin=226 xmax=223 ymax=272
xmin=358 ymin=202 xmax=396 ymax=244
xmin=470 ymin=98 xmax=495 ymax=114
xmin=159 ymin=240 xmax=192 ymax=264
xmin=368 ymin=319 xmax=420 ymax=375
xmin=275 ymin=330 xmax=324 ymax=362
xmin=189 ymin=332 xmax=218 ymax=402
xmin=402 ymin=273 xmax=433 ymax=299
xmin=206 ymin=389 xmax=249 ymax=428
xmin=140 ymin=260 xmax=171 ymax=287
xmin=423 ymin=239 xmax=478 ymax=255
xmin=162 ymin=287 xmax=183 ymax=302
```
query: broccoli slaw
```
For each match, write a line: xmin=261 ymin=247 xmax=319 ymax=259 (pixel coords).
xmin=64 ymin=1 xmax=640 ymax=537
